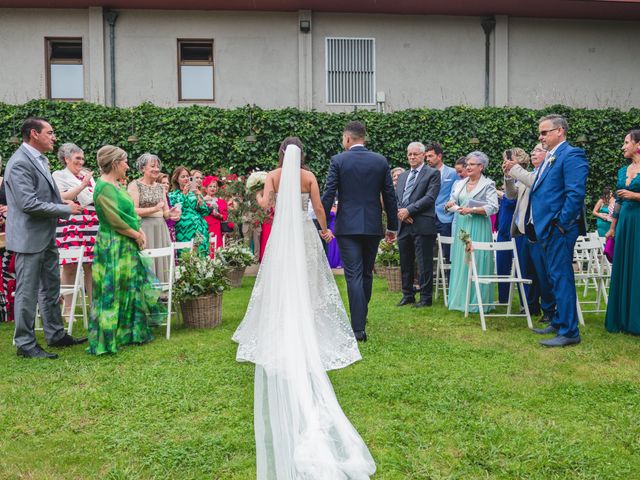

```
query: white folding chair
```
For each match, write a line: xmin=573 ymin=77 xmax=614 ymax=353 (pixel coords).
xmin=573 ymin=237 xmax=609 ymax=324
xmin=35 ymin=246 xmax=88 ymax=334
xmin=139 ymin=246 xmax=176 ymax=339
xmin=465 ymin=239 xmax=533 ymax=331
xmin=434 ymin=234 xmax=453 ymax=305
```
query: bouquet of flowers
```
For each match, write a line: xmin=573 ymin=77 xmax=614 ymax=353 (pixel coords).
xmin=458 ymin=228 xmax=473 ymax=264
xmin=376 ymin=239 xmax=400 ymax=267
xmin=246 ymin=170 xmax=268 ymax=193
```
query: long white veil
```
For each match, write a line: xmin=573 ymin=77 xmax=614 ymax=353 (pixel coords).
xmin=233 ymin=145 xmax=376 ymax=479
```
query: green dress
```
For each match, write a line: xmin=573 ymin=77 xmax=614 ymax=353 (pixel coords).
xmin=88 ymin=180 xmax=163 ymax=355
xmin=167 ymin=190 xmax=210 ymax=255
xmin=605 ymin=166 xmax=640 ymax=334
xmin=448 ymin=189 xmax=495 ymax=313
xmin=595 ymin=204 xmax=611 ymax=237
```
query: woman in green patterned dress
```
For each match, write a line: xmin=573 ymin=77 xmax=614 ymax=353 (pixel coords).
xmin=168 ymin=166 xmax=210 ymax=255
xmin=88 ymin=145 xmax=163 ymax=355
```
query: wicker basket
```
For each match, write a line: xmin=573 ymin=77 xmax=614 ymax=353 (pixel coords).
xmin=226 ymin=267 xmax=246 ymax=288
xmin=385 ymin=266 xmax=402 ymax=291
xmin=181 ymin=293 xmax=222 ymax=329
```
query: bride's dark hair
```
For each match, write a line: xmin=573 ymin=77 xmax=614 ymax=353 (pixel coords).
xmin=278 ymin=136 xmax=308 ymax=170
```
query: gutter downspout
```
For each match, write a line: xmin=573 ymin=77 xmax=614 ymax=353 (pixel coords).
xmin=481 ymin=16 xmax=496 ymax=107
xmin=104 ymin=10 xmax=118 ymax=107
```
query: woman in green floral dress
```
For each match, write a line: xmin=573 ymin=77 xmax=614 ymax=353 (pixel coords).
xmin=168 ymin=166 xmax=210 ymax=255
xmin=88 ymin=145 xmax=164 ymax=355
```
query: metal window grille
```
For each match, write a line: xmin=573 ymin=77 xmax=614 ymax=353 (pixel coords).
xmin=326 ymin=37 xmax=375 ymax=105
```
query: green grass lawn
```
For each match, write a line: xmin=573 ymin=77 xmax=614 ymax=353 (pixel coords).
xmin=1 ymin=276 xmax=639 ymax=479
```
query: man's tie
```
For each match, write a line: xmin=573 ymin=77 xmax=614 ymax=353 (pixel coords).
xmin=39 ymin=155 xmax=51 ymax=173
xmin=402 ymin=169 xmax=418 ymax=207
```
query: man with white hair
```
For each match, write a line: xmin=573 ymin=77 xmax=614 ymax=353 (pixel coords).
xmin=395 ymin=142 xmax=441 ymax=308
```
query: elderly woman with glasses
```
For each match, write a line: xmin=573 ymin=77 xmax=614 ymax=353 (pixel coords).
xmin=52 ymin=143 xmax=98 ymax=312
xmin=445 ymin=151 xmax=499 ymax=313
xmin=127 ymin=153 xmax=180 ymax=282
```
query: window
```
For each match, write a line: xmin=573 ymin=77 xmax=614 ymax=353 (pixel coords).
xmin=46 ymin=38 xmax=83 ymax=100
xmin=325 ymin=38 xmax=375 ymax=105
xmin=178 ymin=39 xmax=214 ymax=101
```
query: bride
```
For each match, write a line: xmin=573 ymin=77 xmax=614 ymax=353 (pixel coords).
xmin=233 ymin=137 xmax=376 ymax=479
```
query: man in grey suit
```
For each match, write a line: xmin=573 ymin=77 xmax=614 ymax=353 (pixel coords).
xmin=395 ymin=142 xmax=441 ymax=308
xmin=5 ymin=117 xmax=85 ymax=359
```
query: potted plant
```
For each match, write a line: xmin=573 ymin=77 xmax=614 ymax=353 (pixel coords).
xmin=214 ymin=241 xmax=255 ymax=287
xmin=174 ymin=249 xmax=229 ymax=328
xmin=376 ymin=240 xmax=402 ymax=291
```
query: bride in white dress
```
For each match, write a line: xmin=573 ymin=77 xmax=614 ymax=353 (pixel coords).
xmin=233 ymin=138 xmax=376 ymax=479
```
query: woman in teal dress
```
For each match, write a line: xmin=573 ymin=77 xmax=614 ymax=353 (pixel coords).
xmin=605 ymin=129 xmax=640 ymax=334
xmin=168 ymin=166 xmax=210 ymax=255
xmin=592 ymin=187 xmax=612 ymax=237
xmin=88 ymin=146 xmax=164 ymax=355
xmin=446 ymin=151 xmax=499 ymax=313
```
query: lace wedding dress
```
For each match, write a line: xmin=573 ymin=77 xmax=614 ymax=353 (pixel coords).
xmin=232 ymin=145 xmax=376 ymax=479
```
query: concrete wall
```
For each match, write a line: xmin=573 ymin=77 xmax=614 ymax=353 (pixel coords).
xmin=0 ymin=7 xmax=638 ymax=110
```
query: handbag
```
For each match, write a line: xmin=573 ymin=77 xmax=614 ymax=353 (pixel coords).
xmin=604 ymin=236 xmax=614 ymax=263
xmin=221 ymin=222 xmax=234 ymax=233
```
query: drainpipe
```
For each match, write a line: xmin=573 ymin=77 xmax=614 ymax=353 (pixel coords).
xmin=104 ymin=10 xmax=118 ymax=107
xmin=481 ymin=16 xmax=496 ymax=107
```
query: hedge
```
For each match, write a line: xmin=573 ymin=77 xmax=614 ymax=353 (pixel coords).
xmin=1 ymin=100 xmax=639 ymax=216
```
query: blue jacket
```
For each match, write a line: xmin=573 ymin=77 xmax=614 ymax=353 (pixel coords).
xmin=435 ymin=164 xmax=458 ymax=224
xmin=529 ymin=141 xmax=589 ymax=240
xmin=322 ymin=146 xmax=398 ymax=236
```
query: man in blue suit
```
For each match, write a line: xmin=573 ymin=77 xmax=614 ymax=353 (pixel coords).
xmin=520 ymin=114 xmax=588 ymax=347
xmin=322 ymin=121 xmax=398 ymax=342
xmin=425 ymin=142 xmax=458 ymax=263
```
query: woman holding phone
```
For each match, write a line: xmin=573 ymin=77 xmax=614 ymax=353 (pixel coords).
xmin=168 ymin=166 xmax=210 ymax=255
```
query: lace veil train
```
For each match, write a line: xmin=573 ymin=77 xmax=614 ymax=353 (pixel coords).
xmin=232 ymin=145 xmax=376 ymax=479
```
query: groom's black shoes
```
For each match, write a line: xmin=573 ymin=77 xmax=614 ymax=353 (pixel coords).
xmin=396 ymin=296 xmax=415 ymax=307
xmin=48 ymin=334 xmax=88 ymax=347
xmin=354 ymin=331 xmax=367 ymax=342
xmin=17 ymin=344 xmax=58 ymax=359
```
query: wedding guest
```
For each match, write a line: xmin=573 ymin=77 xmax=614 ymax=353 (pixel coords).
xmin=391 ymin=167 xmax=405 ymax=188
xmin=128 ymin=153 xmax=179 ymax=282
xmin=158 ymin=173 xmax=176 ymax=241
xmin=503 ymin=144 xmax=555 ymax=322
xmin=454 ymin=157 xmax=468 ymax=179
xmin=592 ymin=187 xmax=612 ymax=237
xmin=327 ymin=201 xmax=342 ymax=268
xmin=605 ymin=129 xmax=640 ymax=334
xmin=523 ymin=114 xmax=588 ymax=347
xmin=190 ymin=169 xmax=204 ymax=194
xmin=495 ymin=148 xmax=526 ymax=303
xmin=426 ymin=142 xmax=457 ymax=264
xmin=52 ymin=143 xmax=98 ymax=312
xmin=202 ymin=175 xmax=228 ymax=253
xmin=88 ymin=145 xmax=163 ymax=355
xmin=158 ymin=173 xmax=170 ymax=194
xmin=168 ymin=166 xmax=210 ymax=255
xmin=395 ymin=142 xmax=441 ymax=308
xmin=445 ymin=151 xmax=498 ymax=313
xmin=0 ymin=161 xmax=14 ymax=323
xmin=5 ymin=117 xmax=85 ymax=359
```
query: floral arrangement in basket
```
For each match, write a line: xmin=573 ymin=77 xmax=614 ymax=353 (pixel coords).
xmin=214 ymin=240 xmax=255 ymax=269
xmin=376 ymin=239 xmax=400 ymax=267
xmin=174 ymin=248 xmax=229 ymax=300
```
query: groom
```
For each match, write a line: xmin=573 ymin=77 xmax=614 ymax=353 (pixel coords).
xmin=322 ymin=121 xmax=398 ymax=342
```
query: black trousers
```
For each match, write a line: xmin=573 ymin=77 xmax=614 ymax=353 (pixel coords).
xmin=336 ymin=234 xmax=380 ymax=334
xmin=435 ymin=219 xmax=452 ymax=263
xmin=398 ymin=233 xmax=436 ymax=301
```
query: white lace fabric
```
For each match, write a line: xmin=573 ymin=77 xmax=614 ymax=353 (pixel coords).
xmin=232 ymin=145 xmax=376 ymax=479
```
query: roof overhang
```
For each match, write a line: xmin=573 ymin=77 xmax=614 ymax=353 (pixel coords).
xmin=2 ymin=0 xmax=640 ymax=21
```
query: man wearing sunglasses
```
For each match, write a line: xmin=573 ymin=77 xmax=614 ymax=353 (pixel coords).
xmin=516 ymin=114 xmax=588 ymax=347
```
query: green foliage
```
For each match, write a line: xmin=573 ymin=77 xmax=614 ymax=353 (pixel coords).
xmin=214 ymin=241 xmax=254 ymax=269
xmin=1 ymin=100 xmax=639 ymax=220
xmin=174 ymin=249 xmax=229 ymax=300
xmin=376 ymin=239 xmax=400 ymax=266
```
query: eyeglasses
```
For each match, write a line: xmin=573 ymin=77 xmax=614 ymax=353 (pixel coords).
xmin=539 ymin=127 xmax=560 ymax=136
xmin=407 ymin=152 xmax=423 ymax=157
xmin=530 ymin=148 xmax=546 ymax=154
xmin=466 ymin=162 xmax=482 ymax=167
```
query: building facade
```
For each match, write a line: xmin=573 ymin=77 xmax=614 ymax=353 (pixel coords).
xmin=1 ymin=1 xmax=639 ymax=111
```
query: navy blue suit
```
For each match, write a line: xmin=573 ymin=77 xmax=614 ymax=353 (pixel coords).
xmin=322 ymin=145 xmax=398 ymax=334
xmin=528 ymin=141 xmax=588 ymax=338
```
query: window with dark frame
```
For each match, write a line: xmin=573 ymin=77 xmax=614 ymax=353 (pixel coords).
xmin=178 ymin=39 xmax=214 ymax=101
xmin=46 ymin=38 xmax=84 ymax=100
